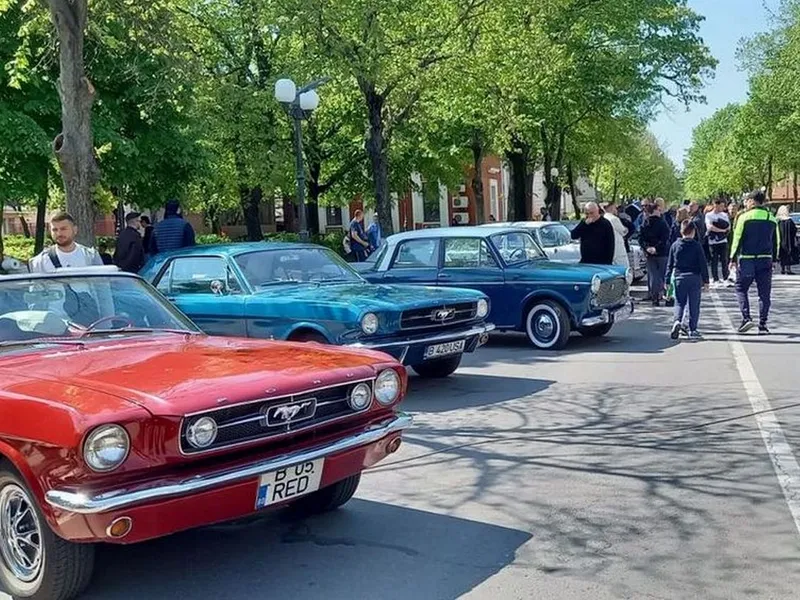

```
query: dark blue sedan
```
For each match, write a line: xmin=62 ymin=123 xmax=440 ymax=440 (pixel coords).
xmin=353 ymin=227 xmax=634 ymax=350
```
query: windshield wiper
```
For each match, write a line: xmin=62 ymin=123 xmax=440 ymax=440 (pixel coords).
xmin=75 ymin=328 xmax=200 ymax=338
xmin=0 ymin=339 xmax=86 ymax=349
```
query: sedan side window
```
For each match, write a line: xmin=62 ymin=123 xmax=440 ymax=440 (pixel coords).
xmin=168 ymin=257 xmax=242 ymax=295
xmin=444 ymin=239 xmax=499 ymax=268
xmin=391 ymin=239 xmax=440 ymax=269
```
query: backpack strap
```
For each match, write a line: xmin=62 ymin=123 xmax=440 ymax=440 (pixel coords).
xmin=47 ymin=246 xmax=62 ymax=269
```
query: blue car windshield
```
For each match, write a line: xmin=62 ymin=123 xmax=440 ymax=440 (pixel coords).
xmin=235 ymin=248 xmax=364 ymax=287
xmin=490 ymin=231 xmax=547 ymax=264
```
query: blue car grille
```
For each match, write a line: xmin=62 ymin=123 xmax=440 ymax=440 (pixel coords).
xmin=400 ymin=302 xmax=478 ymax=330
xmin=595 ymin=278 xmax=628 ymax=307
xmin=179 ymin=381 xmax=372 ymax=455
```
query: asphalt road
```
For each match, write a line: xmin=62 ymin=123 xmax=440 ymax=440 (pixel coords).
xmin=8 ymin=276 xmax=800 ymax=600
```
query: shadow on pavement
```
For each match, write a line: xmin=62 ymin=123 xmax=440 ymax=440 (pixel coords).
xmin=80 ymin=499 xmax=531 ymax=600
xmin=403 ymin=373 xmax=555 ymax=413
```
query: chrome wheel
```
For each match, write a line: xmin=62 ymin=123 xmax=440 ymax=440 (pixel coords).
xmin=535 ymin=313 xmax=555 ymax=339
xmin=0 ymin=483 xmax=43 ymax=583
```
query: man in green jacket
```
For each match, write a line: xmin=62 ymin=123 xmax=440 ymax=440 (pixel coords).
xmin=729 ymin=190 xmax=780 ymax=334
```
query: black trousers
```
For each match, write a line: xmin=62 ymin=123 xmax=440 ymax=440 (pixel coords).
xmin=709 ymin=242 xmax=729 ymax=281
xmin=735 ymin=258 xmax=772 ymax=325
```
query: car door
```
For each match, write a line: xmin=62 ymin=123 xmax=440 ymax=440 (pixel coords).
xmin=380 ymin=238 xmax=441 ymax=285
xmin=437 ymin=237 xmax=512 ymax=326
xmin=156 ymin=256 xmax=247 ymax=337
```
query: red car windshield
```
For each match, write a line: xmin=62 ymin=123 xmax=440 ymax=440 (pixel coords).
xmin=0 ymin=275 xmax=198 ymax=345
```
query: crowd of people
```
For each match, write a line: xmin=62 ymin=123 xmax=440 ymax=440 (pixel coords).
xmin=570 ymin=190 xmax=798 ymax=340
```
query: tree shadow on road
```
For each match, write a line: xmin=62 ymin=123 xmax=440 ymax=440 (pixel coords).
xmin=80 ymin=500 xmax=531 ymax=600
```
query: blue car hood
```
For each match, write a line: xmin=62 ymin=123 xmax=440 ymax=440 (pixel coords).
xmin=511 ymin=260 xmax=625 ymax=280
xmin=253 ymin=282 xmax=485 ymax=312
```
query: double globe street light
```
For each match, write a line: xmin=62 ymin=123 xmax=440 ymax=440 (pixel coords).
xmin=274 ymin=76 xmax=330 ymax=242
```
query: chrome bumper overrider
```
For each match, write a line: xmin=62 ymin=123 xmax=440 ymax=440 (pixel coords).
xmin=580 ymin=299 xmax=634 ymax=328
xmin=45 ymin=413 xmax=413 ymax=515
xmin=347 ymin=323 xmax=496 ymax=350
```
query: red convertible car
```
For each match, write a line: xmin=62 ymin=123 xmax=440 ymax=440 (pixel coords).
xmin=0 ymin=268 xmax=411 ymax=600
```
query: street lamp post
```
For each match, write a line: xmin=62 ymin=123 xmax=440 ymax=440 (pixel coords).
xmin=274 ymin=77 xmax=330 ymax=242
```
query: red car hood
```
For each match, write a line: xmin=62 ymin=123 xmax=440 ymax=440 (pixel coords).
xmin=0 ymin=334 xmax=394 ymax=417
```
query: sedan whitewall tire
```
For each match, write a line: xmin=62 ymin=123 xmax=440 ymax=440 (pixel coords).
xmin=525 ymin=301 xmax=571 ymax=350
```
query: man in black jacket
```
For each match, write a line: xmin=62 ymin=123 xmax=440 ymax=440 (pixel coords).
xmin=114 ymin=212 xmax=146 ymax=273
xmin=640 ymin=203 xmax=672 ymax=306
xmin=570 ymin=202 xmax=615 ymax=265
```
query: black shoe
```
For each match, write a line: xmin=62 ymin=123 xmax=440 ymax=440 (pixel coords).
xmin=738 ymin=319 xmax=755 ymax=334
xmin=652 ymin=300 xmax=661 ymax=307
xmin=759 ymin=325 xmax=770 ymax=335
xmin=665 ymin=298 xmax=675 ymax=307
xmin=670 ymin=321 xmax=682 ymax=340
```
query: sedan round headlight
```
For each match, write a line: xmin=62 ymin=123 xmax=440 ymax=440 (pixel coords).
xmin=186 ymin=416 xmax=218 ymax=449
xmin=361 ymin=312 xmax=379 ymax=335
xmin=375 ymin=369 xmax=401 ymax=405
xmin=83 ymin=425 xmax=130 ymax=472
xmin=349 ymin=382 xmax=373 ymax=411
xmin=591 ymin=274 xmax=602 ymax=294
xmin=476 ymin=299 xmax=489 ymax=318
xmin=625 ymin=267 xmax=634 ymax=285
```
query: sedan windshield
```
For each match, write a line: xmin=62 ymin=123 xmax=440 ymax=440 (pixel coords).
xmin=0 ymin=275 xmax=198 ymax=345
xmin=490 ymin=231 xmax=547 ymax=264
xmin=235 ymin=248 xmax=364 ymax=287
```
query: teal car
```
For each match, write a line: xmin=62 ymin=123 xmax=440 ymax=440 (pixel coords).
xmin=139 ymin=242 xmax=494 ymax=378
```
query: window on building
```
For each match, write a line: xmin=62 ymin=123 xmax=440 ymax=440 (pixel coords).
xmin=326 ymin=206 xmax=343 ymax=227
xmin=489 ymin=179 xmax=499 ymax=220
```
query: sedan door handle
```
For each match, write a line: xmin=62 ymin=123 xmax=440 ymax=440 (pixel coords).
xmin=437 ymin=273 xmax=451 ymax=279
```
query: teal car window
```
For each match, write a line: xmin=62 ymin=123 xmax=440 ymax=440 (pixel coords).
xmin=168 ymin=257 xmax=242 ymax=295
xmin=538 ymin=224 xmax=572 ymax=248
xmin=491 ymin=231 xmax=547 ymax=264
xmin=443 ymin=238 xmax=499 ymax=268
xmin=234 ymin=248 xmax=362 ymax=287
xmin=391 ymin=239 xmax=440 ymax=269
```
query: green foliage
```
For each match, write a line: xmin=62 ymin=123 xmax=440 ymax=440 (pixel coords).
xmin=2 ymin=235 xmax=35 ymax=261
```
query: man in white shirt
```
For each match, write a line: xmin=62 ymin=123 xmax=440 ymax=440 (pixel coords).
xmin=704 ymin=199 xmax=732 ymax=286
xmin=29 ymin=212 xmax=105 ymax=272
xmin=603 ymin=203 xmax=631 ymax=269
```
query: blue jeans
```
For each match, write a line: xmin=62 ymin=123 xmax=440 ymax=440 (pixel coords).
xmin=736 ymin=258 xmax=772 ymax=325
xmin=674 ymin=274 xmax=702 ymax=332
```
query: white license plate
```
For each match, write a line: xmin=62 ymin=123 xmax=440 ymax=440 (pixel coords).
xmin=255 ymin=458 xmax=324 ymax=509
xmin=424 ymin=340 xmax=465 ymax=360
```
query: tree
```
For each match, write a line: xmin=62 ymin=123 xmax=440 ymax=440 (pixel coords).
xmin=287 ymin=0 xmax=488 ymax=234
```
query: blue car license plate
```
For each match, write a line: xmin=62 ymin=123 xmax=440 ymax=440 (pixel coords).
xmin=424 ymin=340 xmax=465 ymax=360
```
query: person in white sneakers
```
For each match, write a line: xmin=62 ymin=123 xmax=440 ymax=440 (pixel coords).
xmin=603 ymin=202 xmax=631 ymax=269
xmin=29 ymin=212 xmax=104 ymax=273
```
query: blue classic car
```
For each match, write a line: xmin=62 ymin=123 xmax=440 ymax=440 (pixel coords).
xmin=353 ymin=227 xmax=634 ymax=350
xmin=139 ymin=242 xmax=494 ymax=378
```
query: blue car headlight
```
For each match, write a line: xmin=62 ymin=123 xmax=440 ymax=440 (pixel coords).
xmin=361 ymin=312 xmax=379 ymax=335
xmin=476 ymin=299 xmax=489 ymax=318
xmin=591 ymin=275 xmax=602 ymax=294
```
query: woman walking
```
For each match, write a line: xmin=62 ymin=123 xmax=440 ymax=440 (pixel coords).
xmin=777 ymin=205 xmax=798 ymax=275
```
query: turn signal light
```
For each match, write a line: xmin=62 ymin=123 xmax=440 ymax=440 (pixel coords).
xmin=106 ymin=516 xmax=133 ymax=538
xmin=387 ymin=437 xmax=402 ymax=454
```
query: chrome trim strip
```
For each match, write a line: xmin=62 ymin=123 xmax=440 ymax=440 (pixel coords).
xmin=45 ymin=413 xmax=413 ymax=515
xmin=348 ymin=323 xmax=496 ymax=350
xmin=580 ymin=299 xmax=634 ymax=327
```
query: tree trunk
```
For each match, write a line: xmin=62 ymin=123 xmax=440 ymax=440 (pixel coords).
xmin=471 ymin=134 xmax=485 ymax=224
xmin=48 ymin=0 xmax=98 ymax=247
xmin=308 ymin=161 xmax=322 ymax=235
xmin=240 ymin=185 xmax=263 ymax=241
xmin=766 ymin=155 xmax=773 ymax=201
xmin=612 ymin=174 xmax=619 ymax=204
xmin=793 ymin=168 xmax=798 ymax=213
xmin=0 ymin=197 xmax=4 ymax=258
xmin=35 ymin=177 xmax=48 ymax=254
xmin=282 ymin=195 xmax=297 ymax=233
xmin=16 ymin=211 xmax=32 ymax=238
xmin=505 ymin=141 xmax=530 ymax=221
xmin=363 ymin=84 xmax=393 ymax=235
xmin=567 ymin=162 xmax=581 ymax=220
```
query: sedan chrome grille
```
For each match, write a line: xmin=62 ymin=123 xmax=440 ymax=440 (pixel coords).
xmin=595 ymin=277 xmax=628 ymax=307
xmin=400 ymin=302 xmax=477 ymax=330
xmin=179 ymin=381 xmax=372 ymax=455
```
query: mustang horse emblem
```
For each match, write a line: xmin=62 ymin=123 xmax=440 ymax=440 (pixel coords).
xmin=268 ymin=400 xmax=315 ymax=425
xmin=432 ymin=308 xmax=456 ymax=322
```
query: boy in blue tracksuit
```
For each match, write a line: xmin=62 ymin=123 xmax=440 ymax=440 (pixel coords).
xmin=666 ymin=219 xmax=709 ymax=340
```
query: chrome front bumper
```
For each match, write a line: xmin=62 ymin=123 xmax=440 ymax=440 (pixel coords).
xmin=347 ymin=323 xmax=495 ymax=359
xmin=45 ymin=413 xmax=413 ymax=515
xmin=580 ymin=299 xmax=634 ymax=328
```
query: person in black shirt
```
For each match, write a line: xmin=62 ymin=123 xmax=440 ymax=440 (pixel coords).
xmin=639 ymin=203 xmax=672 ymax=306
xmin=666 ymin=220 xmax=709 ymax=340
xmin=570 ymin=202 xmax=615 ymax=265
xmin=114 ymin=212 xmax=146 ymax=273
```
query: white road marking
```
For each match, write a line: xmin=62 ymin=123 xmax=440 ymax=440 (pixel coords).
xmin=710 ymin=290 xmax=800 ymax=537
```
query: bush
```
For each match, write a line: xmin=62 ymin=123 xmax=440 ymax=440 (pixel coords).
xmin=2 ymin=236 xmax=36 ymax=262
xmin=263 ymin=230 xmax=347 ymax=256
xmin=196 ymin=233 xmax=231 ymax=245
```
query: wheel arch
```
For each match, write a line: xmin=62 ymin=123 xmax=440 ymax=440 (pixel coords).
xmin=520 ymin=290 xmax=578 ymax=328
xmin=0 ymin=440 xmax=56 ymax=526
xmin=286 ymin=323 xmax=334 ymax=343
